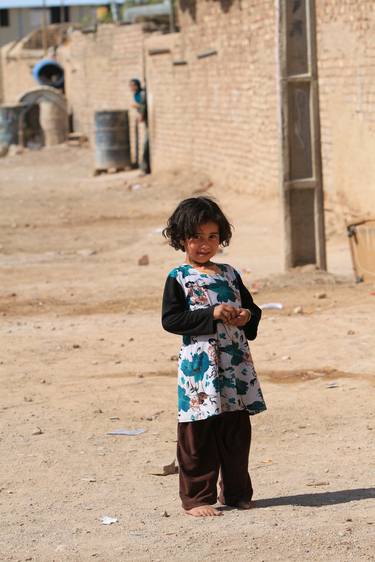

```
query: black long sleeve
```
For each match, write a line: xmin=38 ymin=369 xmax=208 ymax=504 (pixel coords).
xmin=162 ymin=276 xmax=216 ymax=336
xmin=235 ymin=272 xmax=262 ymax=340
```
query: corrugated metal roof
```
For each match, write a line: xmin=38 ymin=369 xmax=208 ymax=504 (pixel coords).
xmin=0 ymin=1 xmax=122 ymax=8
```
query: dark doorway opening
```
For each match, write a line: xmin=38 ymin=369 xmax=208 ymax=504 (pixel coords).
xmin=0 ymin=8 xmax=10 ymax=27
xmin=50 ymin=6 xmax=70 ymax=23
xmin=23 ymin=104 xmax=44 ymax=149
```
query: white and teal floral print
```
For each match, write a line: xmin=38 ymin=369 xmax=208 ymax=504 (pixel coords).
xmin=170 ymin=264 xmax=267 ymax=422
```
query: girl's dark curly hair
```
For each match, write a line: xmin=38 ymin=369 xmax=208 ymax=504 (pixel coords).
xmin=163 ymin=196 xmax=232 ymax=251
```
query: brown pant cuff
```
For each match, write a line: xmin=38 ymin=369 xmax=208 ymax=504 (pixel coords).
xmin=220 ymin=493 xmax=253 ymax=506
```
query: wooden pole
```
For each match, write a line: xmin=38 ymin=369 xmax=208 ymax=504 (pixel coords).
xmin=277 ymin=0 xmax=326 ymax=270
xmin=309 ymin=0 xmax=327 ymax=270
xmin=60 ymin=0 xmax=65 ymax=23
xmin=169 ymin=0 xmax=176 ymax=33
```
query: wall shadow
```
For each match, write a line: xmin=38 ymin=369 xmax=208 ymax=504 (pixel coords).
xmin=218 ymin=0 xmax=237 ymax=13
xmin=179 ymin=0 xmax=237 ymax=21
xmin=179 ymin=0 xmax=197 ymax=20
xmin=255 ymin=488 xmax=375 ymax=508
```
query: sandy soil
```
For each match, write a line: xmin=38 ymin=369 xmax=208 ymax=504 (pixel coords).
xmin=0 ymin=145 xmax=374 ymax=562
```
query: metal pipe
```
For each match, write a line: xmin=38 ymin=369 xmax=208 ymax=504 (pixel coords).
xmin=110 ymin=2 xmax=119 ymax=23
xmin=60 ymin=0 xmax=65 ymax=23
xmin=42 ymin=0 xmax=48 ymax=55
xmin=169 ymin=0 xmax=175 ymax=33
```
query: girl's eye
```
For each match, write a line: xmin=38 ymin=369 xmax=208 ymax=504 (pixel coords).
xmin=210 ymin=234 xmax=219 ymax=239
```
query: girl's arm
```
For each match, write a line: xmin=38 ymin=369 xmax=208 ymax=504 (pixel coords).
xmin=235 ymin=272 xmax=262 ymax=340
xmin=162 ymin=276 xmax=216 ymax=336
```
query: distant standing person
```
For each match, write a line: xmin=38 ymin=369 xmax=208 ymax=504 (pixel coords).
xmin=129 ymin=78 xmax=150 ymax=175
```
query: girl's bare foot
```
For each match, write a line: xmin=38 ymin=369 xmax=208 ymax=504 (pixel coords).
xmin=184 ymin=505 xmax=223 ymax=517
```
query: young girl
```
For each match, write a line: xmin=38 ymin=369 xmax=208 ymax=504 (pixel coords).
xmin=162 ymin=196 xmax=266 ymax=518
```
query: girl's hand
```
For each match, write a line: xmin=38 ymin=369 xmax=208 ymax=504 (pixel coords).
xmin=230 ymin=308 xmax=251 ymax=327
xmin=213 ymin=304 xmax=240 ymax=323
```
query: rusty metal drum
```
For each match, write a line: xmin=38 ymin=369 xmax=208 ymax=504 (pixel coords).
xmin=94 ymin=110 xmax=131 ymax=172
xmin=0 ymin=104 xmax=25 ymax=147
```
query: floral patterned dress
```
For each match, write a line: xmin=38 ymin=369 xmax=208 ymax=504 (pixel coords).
xmin=162 ymin=263 xmax=267 ymax=423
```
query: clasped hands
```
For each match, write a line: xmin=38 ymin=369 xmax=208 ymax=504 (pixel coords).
xmin=213 ymin=304 xmax=251 ymax=327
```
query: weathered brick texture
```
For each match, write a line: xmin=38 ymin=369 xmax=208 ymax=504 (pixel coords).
xmin=146 ymin=0 xmax=375 ymax=213
xmin=0 ymin=43 xmax=40 ymax=104
xmin=316 ymin=0 xmax=375 ymax=213
xmin=58 ymin=23 xmax=147 ymax=158
xmin=1 ymin=1 xmax=375 ymax=214
xmin=146 ymin=0 xmax=279 ymax=196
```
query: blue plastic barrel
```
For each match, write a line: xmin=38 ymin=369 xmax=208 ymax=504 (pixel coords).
xmin=0 ymin=104 xmax=25 ymax=147
xmin=32 ymin=59 xmax=64 ymax=89
xmin=95 ymin=111 xmax=131 ymax=170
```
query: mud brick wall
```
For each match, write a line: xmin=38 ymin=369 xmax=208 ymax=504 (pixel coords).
xmin=0 ymin=44 xmax=41 ymax=104
xmin=146 ymin=0 xmax=375 ymax=213
xmin=58 ymin=23 xmax=148 ymax=161
xmin=2 ymin=1 xmax=375 ymax=214
xmin=146 ymin=0 xmax=279 ymax=196
xmin=316 ymin=0 xmax=375 ymax=214
xmin=0 ymin=56 xmax=2 ymax=103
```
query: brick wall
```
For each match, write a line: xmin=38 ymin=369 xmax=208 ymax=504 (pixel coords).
xmin=146 ymin=0 xmax=279 ymax=196
xmin=2 ymin=2 xmax=375 ymax=214
xmin=0 ymin=42 xmax=41 ymax=104
xmin=146 ymin=0 xmax=375 ymax=214
xmin=316 ymin=0 xmax=375 ymax=214
xmin=58 ymin=23 xmax=148 ymax=158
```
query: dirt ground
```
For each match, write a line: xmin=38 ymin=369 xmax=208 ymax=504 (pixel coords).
xmin=0 ymin=145 xmax=374 ymax=562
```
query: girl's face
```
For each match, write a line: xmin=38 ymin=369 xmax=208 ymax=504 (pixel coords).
xmin=129 ymin=80 xmax=139 ymax=93
xmin=184 ymin=221 xmax=220 ymax=264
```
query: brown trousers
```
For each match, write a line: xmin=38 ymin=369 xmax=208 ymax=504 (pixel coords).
xmin=177 ymin=410 xmax=253 ymax=510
